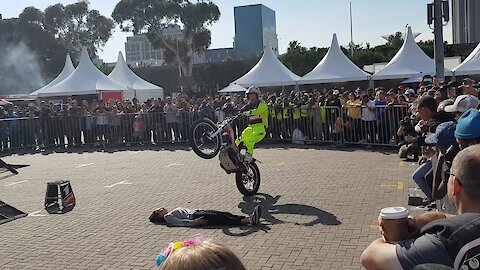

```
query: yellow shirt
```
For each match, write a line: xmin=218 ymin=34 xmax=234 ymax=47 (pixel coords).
xmin=345 ymin=100 xmax=361 ymax=119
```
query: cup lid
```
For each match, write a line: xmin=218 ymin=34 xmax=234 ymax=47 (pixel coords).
xmin=379 ymin=207 xmax=409 ymax=219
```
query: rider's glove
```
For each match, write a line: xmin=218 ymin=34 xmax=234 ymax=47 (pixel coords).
xmin=243 ymin=110 xmax=252 ymax=116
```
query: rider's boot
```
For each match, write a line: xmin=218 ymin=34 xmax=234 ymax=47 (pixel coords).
xmin=237 ymin=153 xmax=252 ymax=173
xmin=243 ymin=153 xmax=253 ymax=163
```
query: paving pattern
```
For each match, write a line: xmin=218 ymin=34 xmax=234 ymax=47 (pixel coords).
xmin=0 ymin=144 xmax=418 ymax=269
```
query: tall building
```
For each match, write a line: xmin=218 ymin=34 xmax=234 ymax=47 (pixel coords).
xmin=234 ymin=4 xmax=278 ymax=59
xmin=125 ymin=25 xmax=206 ymax=67
xmin=452 ymin=0 xmax=480 ymax=44
xmin=125 ymin=25 xmax=182 ymax=67
xmin=205 ymin=48 xmax=236 ymax=63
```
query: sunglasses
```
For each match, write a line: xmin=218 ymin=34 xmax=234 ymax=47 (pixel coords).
xmin=443 ymin=170 xmax=464 ymax=186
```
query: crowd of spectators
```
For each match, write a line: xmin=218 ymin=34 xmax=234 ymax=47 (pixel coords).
xmin=0 ymin=77 xmax=479 ymax=152
xmin=394 ymin=77 xmax=480 ymax=211
xmin=361 ymin=77 xmax=480 ymax=270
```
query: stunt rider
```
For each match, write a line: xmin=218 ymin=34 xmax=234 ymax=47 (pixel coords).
xmin=236 ymin=86 xmax=269 ymax=162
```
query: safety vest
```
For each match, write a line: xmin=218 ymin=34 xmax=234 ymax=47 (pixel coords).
xmin=320 ymin=102 xmax=327 ymax=123
xmin=301 ymin=107 xmax=309 ymax=118
xmin=276 ymin=108 xmax=283 ymax=120
xmin=293 ymin=106 xmax=301 ymax=120
xmin=269 ymin=107 xmax=276 ymax=120
xmin=283 ymin=107 xmax=290 ymax=119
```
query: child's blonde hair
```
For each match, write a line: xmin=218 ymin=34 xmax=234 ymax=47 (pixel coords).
xmin=159 ymin=240 xmax=246 ymax=270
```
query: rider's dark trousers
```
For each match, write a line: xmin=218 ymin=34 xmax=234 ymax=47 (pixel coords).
xmin=192 ymin=210 xmax=245 ymax=225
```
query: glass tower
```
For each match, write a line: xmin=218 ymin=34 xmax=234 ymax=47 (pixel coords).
xmin=234 ymin=4 xmax=279 ymax=59
xmin=452 ymin=0 xmax=480 ymax=44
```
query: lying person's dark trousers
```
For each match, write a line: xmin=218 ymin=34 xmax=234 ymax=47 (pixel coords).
xmin=192 ymin=210 xmax=245 ymax=225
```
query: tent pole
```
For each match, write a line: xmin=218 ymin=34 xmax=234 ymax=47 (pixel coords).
xmin=368 ymin=77 xmax=374 ymax=89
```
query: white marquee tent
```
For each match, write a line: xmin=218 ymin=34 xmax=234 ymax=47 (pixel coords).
xmin=35 ymin=47 xmax=126 ymax=98
xmin=373 ymin=27 xmax=452 ymax=80
xmin=298 ymin=34 xmax=370 ymax=84
xmin=29 ymin=54 xmax=75 ymax=96
xmin=218 ymin=83 xmax=247 ymax=94
xmin=452 ymin=42 xmax=480 ymax=76
xmin=233 ymin=46 xmax=300 ymax=87
xmin=108 ymin=52 xmax=164 ymax=102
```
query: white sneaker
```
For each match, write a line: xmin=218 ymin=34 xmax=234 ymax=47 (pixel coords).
xmin=249 ymin=205 xmax=262 ymax=225
xmin=243 ymin=153 xmax=253 ymax=163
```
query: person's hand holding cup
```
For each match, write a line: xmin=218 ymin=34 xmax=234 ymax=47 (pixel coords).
xmin=378 ymin=207 xmax=410 ymax=243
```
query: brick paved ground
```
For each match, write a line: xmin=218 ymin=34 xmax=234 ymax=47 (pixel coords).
xmin=0 ymin=144 xmax=419 ymax=269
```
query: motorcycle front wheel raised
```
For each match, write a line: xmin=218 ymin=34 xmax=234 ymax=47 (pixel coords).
xmin=189 ymin=118 xmax=221 ymax=159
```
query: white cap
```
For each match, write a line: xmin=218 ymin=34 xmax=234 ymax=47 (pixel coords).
xmin=405 ymin=89 xmax=416 ymax=95
xmin=333 ymin=90 xmax=340 ymax=95
xmin=379 ymin=207 xmax=409 ymax=219
xmin=444 ymin=95 xmax=480 ymax=113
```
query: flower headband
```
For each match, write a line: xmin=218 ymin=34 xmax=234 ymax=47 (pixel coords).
xmin=155 ymin=237 xmax=205 ymax=266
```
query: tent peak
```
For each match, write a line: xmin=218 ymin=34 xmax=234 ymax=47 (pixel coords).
xmin=297 ymin=33 xmax=370 ymax=84
xmin=329 ymin=33 xmax=340 ymax=51
xmin=116 ymin=51 xmax=126 ymax=65
xmin=117 ymin=51 xmax=125 ymax=61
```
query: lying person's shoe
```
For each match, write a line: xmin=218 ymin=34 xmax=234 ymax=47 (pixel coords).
xmin=249 ymin=205 xmax=262 ymax=225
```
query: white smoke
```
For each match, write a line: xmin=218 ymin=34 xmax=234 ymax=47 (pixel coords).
xmin=0 ymin=42 xmax=45 ymax=94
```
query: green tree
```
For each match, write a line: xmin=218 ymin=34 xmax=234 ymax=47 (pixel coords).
xmin=386 ymin=31 xmax=404 ymax=49
xmin=112 ymin=0 xmax=220 ymax=78
xmin=281 ymin=41 xmax=328 ymax=76
xmin=43 ymin=1 xmax=115 ymax=60
xmin=418 ymin=40 xmax=434 ymax=58
xmin=0 ymin=2 xmax=114 ymax=94
xmin=98 ymin=64 xmax=114 ymax=75
xmin=12 ymin=2 xmax=112 ymax=71
xmin=15 ymin=6 xmax=67 ymax=77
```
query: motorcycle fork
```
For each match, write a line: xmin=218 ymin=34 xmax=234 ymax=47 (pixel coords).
xmin=223 ymin=124 xmax=236 ymax=146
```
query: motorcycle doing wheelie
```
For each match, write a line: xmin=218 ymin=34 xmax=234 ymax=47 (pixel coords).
xmin=189 ymin=113 xmax=260 ymax=196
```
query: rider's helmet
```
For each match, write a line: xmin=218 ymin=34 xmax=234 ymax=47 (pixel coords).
xmin=246 ymin=86 xmax=261 ymax=96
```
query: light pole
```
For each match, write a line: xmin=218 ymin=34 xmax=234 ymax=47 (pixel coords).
xmin=349 ymin=1 xmax=354 ymax=57
xmin=176 ymin=38 xmax=183 ymax=93
xmin=428 ymin=0 xmax=450 ymax=81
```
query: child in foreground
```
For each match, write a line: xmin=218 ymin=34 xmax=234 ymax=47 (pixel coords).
xmin=156 ymin=237 xmax=246 ymax=270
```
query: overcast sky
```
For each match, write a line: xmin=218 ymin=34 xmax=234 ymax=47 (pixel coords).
xmin=3 ymin=0 xmax=452 ymax=62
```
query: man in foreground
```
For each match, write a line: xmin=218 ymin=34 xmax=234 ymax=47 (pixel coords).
xmin=361 ymin=144 xmax=480 ymax=270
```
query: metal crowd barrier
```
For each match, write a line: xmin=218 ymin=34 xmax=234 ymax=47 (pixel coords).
xmin=341 ymin=105 xmax=410 ymax=146
xmin=265 ymin=105 xmax=410 ymax=146
xmin=266 ymin=106 xmax=343 ymax=144
xmin=0 ymin=105 xmax=410 ymax=154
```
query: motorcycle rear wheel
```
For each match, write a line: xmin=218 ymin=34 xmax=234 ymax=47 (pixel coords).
xmin=235 ymin=161 xmax=260 ymax=196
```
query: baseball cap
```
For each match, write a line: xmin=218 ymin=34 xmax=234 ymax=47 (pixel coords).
xmin=462 ymin=78 xmax=475 ymax=85
xmin=444 ymin=95 xmax=480 ymax=113
xmin=427 ymin=89 xmax=436 ymax=97
xmin=447 ymin=81 xmax=460 ymax=88
xmin=425 ymin=121 xmax=457 ymax=148
xmin=455 ymin=108 xmax=480 ymax=140
xmin=333 ymin=90 xmax=340 ymax=95
xmin=405 ymin=89 xmax=416 ymax=95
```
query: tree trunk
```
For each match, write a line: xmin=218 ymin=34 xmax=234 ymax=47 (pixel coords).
xmin=185 ymin=41 xmax=194 ymax=77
